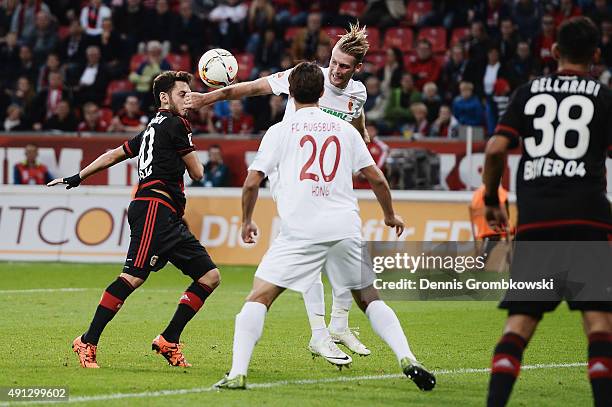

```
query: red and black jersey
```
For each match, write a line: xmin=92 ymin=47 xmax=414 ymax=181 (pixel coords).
xmin=122 ymin=109 xmax=195 ymax=214
xmin=495 ymin=70 xmax=612 ymax=232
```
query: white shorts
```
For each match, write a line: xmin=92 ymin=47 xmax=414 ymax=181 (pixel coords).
xmin=255 ymin=236 xmax=376 ymax=294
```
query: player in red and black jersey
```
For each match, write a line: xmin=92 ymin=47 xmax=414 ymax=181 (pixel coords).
xmin=483 ymin=17 xmax=612 ymax=406
xmin=48 ymin=71 xmax=220 ymax=369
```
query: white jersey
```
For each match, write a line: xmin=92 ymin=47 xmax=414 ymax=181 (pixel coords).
xmin=266 ymin=67 xmax=367 ymax=122
xmin=249 ymin=107 xmax=375 ymax=243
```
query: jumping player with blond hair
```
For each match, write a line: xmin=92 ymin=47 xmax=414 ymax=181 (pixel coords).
xmin=185 ymin=23 xmax=377 ymax=364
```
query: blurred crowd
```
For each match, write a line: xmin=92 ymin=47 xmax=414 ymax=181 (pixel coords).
xmin=0 ymin=0 xmax=611 ymax=138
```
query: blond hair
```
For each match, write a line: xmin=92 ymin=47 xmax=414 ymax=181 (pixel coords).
xmin=335 ymin=22 xmax=369 ymax=63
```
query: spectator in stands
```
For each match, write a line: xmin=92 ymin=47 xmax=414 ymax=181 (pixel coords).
xmin=78 ymin=101 xmax=109 ymax=133
xmin=353 ymin=123 xmax=388 ymax=189
xmin=508 ymin=41 xmax=537 ymax=89
xmin=13 ymin=143 xmax=53 ymax=184
xmin=463 ymin=21 xmax=490 ymax=92
xmin=246 ymin=0 xmax=275 ymax=53
xmin=422 ymin=81 xmax=441 ymax=123
xmin=0 ymin=32 xmax=20 ymax=85
xmin=362 ymin=0 xmax=405 ymax=31
xmin=220 ymin=100 xmax=254 ymax=134
xmin=96 ymin=17 xmax=125 ymax=79
xmin=108 ymin=94 xmax=148 ymax=133
xmin=79 ymin=0 xmax=111 ymax=37
xmin=209 ymin=0 xmax=247 ymax=51
xmin=192 ymin=144 xmax=230 ymax=187
xmin=149 ymin=0 xmax=177 ymax=52
xmin=315 ymin=42 xmax=331 ymax=67
xmin=441 ymin=44 xmax=467 ymax=102
xmin=113 ymin=0 xmax=151 ymax=54
xmin=27 ymin=10 xmax=57 ymax=65
xmin=254 ymin=94 xmax=284 ymax=133
xmin=290 ymin=12 xmax=330 ymax=63
xmin=513 ymin=0 xmax=542 ymax=40
xmin=533 ymin=14 xmax=557 ymax=72
xmin=384 ymin=72 xmax=421 ymax=131
xmin=482 ymin=46 xmax=511 ymax=98
xmin=486 ymin=78 xmax=511 ymax=136
xmin=475 ymin=0 xmax=512 ymax=38
xmin=129 ymin=40 xmax=170 ymax=110
xmin=586 ymin=0 xmax=612 ymax=27
xmin=408 ymin=39 xmax=441 ymax=91
xmin=74 ymin=45 xmax=109 ymax=105
xmin=10 ymin=0 xmax=50 ymax=42
xmin=173 ymin=0 xmax=204 ymax=61
xmin=15 ymin=44 xmax=36 ymax=84
xmin=407 ymin=102 xmax=429 ymax=138
xmin=429 ymin=104 xmax=455 ymax=138
xmin=9 ymin=76 xmax=36 ymax=120
xmin=254 ymin=29 xmax=284 ymax=73
xmin=378 ymin=47 xmax=403 ymax=94
xmin=498 ymin=18 xmax=519 ymax=64
xmin=37 ymin=52 xmax=62 ymax=91
xmin=191 ymin=104 xmax=216 ymax=134
xmin=553 ymin=0 xmax=582 ymax=27
xmin=601 ymin=18 xmax=612 ymax=67
xmin=32 ymin=71 xmax=72 ymax=129
xmin=0 ymin=0 xmax=18 ymax=38
xmin=363 ymin=76 xmax=386 ymax=125
xmin=4 ymin=104 xmax=31 ymax=131
xmin=452 ymin=81 xmax=484 ymax=127
xmin=44 ymin=99 xmax=78 ymax=131
xmin=60 ymin=20 xmax=87 ymax=84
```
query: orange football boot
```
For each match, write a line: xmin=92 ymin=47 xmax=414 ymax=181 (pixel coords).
xmin=152 ymin=335 xmax=192 ymax=367
xmin=72 ymin=336 xmax=100 ymax=368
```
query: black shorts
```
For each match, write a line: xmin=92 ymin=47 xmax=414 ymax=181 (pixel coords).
xmin=123 ymin=197 xmax=217 ymax=280
xmin=499 ymin=225 xmax=612 ymax=317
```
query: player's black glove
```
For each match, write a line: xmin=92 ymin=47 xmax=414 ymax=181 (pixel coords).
xmin=63 ymin=173 xmax=82 ymax=189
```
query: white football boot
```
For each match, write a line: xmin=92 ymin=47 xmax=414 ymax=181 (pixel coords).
xmin=330 ymin=328 xmax=371 ymax=356
xmin=308 ymin=336 xmax=352 ymax=369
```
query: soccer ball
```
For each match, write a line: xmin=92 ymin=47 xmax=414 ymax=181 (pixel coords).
xmin=198 ymin=49 xmax=238 ymax=89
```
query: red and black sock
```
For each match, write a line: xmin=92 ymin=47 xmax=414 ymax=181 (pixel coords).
xmin=487 ymin=333 xmax=528 ymax=407
xmin=161 ymin=282 xmax=214 ymax=343
xmin=82 ymin=277 xmax=134 ymax=345
xmin=588 ymin=332 xmax=612 ymax=407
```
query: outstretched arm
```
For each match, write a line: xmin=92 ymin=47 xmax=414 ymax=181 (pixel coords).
xmin=185 ymin=77 xmax=273 ymax=110
xmin=47 ymin=146 xmax=127 ymax=189
xmin=360 ymin=165 xmax=404 ymax=237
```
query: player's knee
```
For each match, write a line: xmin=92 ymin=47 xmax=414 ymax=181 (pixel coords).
xmin=197 ymin=268 xmax=220 ymax=289
xmin=582 ymin=311 xmax=612 ymax=335
xmin=119 ymin=272 xmax=145 ymax=288
xmin=503 ymin=314 xmax=539 ymax=341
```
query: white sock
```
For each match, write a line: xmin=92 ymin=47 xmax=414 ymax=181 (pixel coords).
xmin=228 ymin=301 xmax=267 ymax=378
xmin=329 ymin=290 xmax=352 ymax=333
xmin=365 ymin=300 xmax=417 ymax=364
xmin=303 ymin=280 xmax=327 ymax=341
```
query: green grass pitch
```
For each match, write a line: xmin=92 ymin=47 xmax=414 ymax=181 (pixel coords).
xmin=0 ymin=262 xmax=592 ymax=406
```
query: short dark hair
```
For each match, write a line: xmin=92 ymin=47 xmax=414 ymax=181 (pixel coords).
xmin=152 ymin=71 xmax=193 ymax=107
xmin=557 ymin=17 xmax=600 ymax=65
xmin=288 ymin=62 xmax=324 ymax=104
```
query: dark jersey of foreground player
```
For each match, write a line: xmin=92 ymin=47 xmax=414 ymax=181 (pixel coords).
xmin=495 ymin=70 xmax=612 ymax=231
xmin=122 ymin=109 xmax=195 ymax=214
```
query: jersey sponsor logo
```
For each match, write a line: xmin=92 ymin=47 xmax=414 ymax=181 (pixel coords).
xmin=523 ymin=157 xmax=586 ymax=180
xmin=320 ymin=106 xmax=350 ymax=121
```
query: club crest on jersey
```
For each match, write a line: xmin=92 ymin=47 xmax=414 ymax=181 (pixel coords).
xmin=348 ymin=97 xmax=355 ymax=112
xmin=150 ymin=255 xmax=158 ymax=267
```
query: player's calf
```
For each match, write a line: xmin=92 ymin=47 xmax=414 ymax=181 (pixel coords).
xmin=486 ymin=332 xmax=528 ymax=407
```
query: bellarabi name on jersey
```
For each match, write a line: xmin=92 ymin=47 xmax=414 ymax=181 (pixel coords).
xmin=530 ymin=77 xmax=602 ymax=96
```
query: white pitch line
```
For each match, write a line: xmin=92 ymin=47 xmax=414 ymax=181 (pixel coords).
xmin=1 ymin=362 xmax=587 ymax=406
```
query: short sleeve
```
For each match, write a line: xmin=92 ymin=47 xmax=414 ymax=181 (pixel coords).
xmin=172 ymin=116 xmax=195 ymax=156
xmin=266 ymin=68 xmax=292 ymax=96
xmin=353 ymin=81 xmax=368 ymax=118
xmin=350 ymin=125 xmax=375 ymax=172
xmin=248 ymin=124 xmax=283 ymax=176
xmin=123 ymin=130 xmax=144 ymax=158
xmin=494 ymin=88 xmax=524 ymax=149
